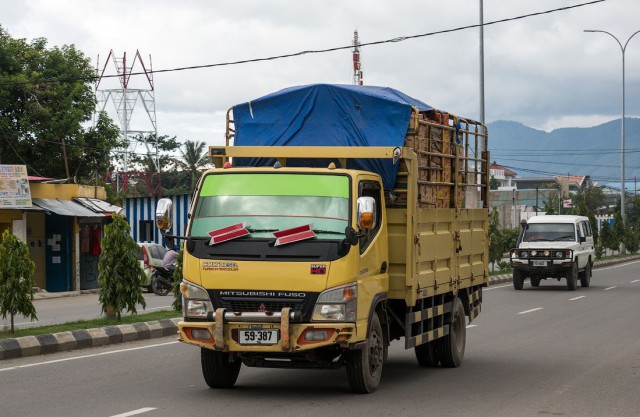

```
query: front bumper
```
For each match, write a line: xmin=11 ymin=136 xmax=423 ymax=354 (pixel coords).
xmin=511 ymin=259 xmax=573 ymax=277
xmin=177 ymin=308 xmax=357 ymax=353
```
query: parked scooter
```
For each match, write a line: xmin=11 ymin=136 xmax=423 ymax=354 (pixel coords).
xmin=151 ymin=264 xmax=175 ymax=296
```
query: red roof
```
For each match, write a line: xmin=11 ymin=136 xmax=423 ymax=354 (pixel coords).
xmin=490 ymin=162 xmax=517 ymax=177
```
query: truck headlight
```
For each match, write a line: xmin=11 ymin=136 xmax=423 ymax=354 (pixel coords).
xmin=312 ymin=283 xmax=357 ymax=322
xmin=180 ymin=281 xmax=214 ymax=319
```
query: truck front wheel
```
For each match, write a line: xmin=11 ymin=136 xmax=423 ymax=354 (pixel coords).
xmin=415 ymin=341 xmax=439 ymax=367
xmin=346 ymin=313 xmax=384 ymax=394
xmin=201 ymin=348 xmax=241 ymax=389
xmin=436 ymin=297 xmax=466 ymax=368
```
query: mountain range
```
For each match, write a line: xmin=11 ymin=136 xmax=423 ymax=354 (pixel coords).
xmin=487 ymin=118 xmax=640 ymax=188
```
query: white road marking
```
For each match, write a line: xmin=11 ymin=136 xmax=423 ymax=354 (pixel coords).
xmin=569 ymin=296 xmax=586 ymax=301
xmin=466 ymin=324 xmax=478 ymax=329
xmin=110 ymin=408 xmax=156 ymax=417
xmin=0 ymin=341 xmax=179 ymax=372
xmin=604 ymin=286 xmax=617 ymax=291
xmin=485 ymin=284 xmax=512 ymax=290
xmin=518 ymin=307 xmax=543 ymax=315
xmin=631 ymin=279 xmax=640 ymax=283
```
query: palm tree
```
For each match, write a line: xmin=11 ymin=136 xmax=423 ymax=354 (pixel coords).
xmin=178 ymin=140 xmax=211 ymax=192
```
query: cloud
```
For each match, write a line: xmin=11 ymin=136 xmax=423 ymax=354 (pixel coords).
xmin=3 ymin=0 xmax=640 ymax=143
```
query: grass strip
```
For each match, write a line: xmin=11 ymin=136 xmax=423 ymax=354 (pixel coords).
xmin=0 ymin=309 xmax=181 ymax=340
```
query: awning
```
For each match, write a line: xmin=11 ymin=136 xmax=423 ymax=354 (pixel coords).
xmin=74 ymin=197 xmax=123 ymax=215
xmin=31 ymin=198 xmax=104 ymax=217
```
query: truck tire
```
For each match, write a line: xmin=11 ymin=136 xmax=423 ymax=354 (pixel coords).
xmin=513 ymin=269 xmax=524 ymax=290
xmin=436 ymin=297 xmax=466 ymax=368
xmin=415 ymin=341 xmax=439 ymax=367
xmin=579 ymin=261 xmax=592 ymax=288
xmin=201 ymin=348 xmax=241 ymax=389
xmin=566 ymin=261 xmax=578 ymax=291
xmin=346 ymin=313 xmax=384 ymax=394
xmin=530 ymin=277 xmax=541 ymax=287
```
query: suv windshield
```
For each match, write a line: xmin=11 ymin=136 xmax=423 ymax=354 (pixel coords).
xmin=522 ymin=223 xmax=576 ymax=242
xmin=190 ymin=173 xmax=350 ymax=240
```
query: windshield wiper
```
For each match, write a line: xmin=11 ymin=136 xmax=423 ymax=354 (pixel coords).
xmin=245 ymin=228 xmax=279 ymax=233
xmin=312 ymin=229 xmax=344 ymax=236
xmin=550 ymin=235 xmax=575 ymax=241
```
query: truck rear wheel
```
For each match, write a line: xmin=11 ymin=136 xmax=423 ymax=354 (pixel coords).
xmin=346 ymin=313 xmax=384 ymax=394
xmin=513 ymin=269 xmax=524 ymax=290
xmin=415 ymin=341 xmax=439 ymax=367
xmin=201 ymin=348 xmax=241 ymax=389
xmin=579 ymin=261 xmax=592 ymax=288
xmin=436 ymin=297 xmax=466 ymax=368
xmin=567 ymin=261 xmax=578 ymax=291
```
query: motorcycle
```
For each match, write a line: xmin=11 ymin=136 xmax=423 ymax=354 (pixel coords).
xmin=150 ymin=264 xmax=175 ymax=296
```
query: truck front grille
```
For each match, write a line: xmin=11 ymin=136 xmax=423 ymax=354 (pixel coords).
xmin=208 ymin=290 xmax=320 ymax=322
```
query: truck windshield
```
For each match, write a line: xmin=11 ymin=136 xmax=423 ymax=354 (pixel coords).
xmin=190 ymin=173 xmax=350 ymax=239
xmin=522 ymin=223 xmax=576 ymax=242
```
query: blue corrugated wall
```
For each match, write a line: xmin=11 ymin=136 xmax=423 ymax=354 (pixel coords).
xmin=124 ymin=194 xmax=192 ymax=243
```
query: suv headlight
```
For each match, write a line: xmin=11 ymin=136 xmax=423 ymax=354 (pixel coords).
xmin=312 ymin=283 xmax=357 ymax=322
xmin=180 ymin=281 xmax=214 ymax=319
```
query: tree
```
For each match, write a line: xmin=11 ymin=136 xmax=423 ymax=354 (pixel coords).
xmin=543 ymin=192 xmax=559 ymax=214
xmin=489 ymin=175 xmax=499 ymax=190
xmin=622 ymin=222 xmax=639 ymax=254
xmin=178 ymin=140 xmax=211 ymax=192
xmin=98 ymin=215 xmax=146 ymax=320
xmin=0 ymin=26 xmax=120 ymax=181
xmin=488 ymin=208 xmax=502 ymax=271
xmin=571 ymin=186 xmax=605 ymax=214
xmin=599 ymin=220 xmax=614 ymax=257
xmin=0 ymin=230 xmax=37 ymax=333
xmin=172 ymin=244 xmax=184 ymax=312
xmin=612 ymin=212 xmax=624 ymax=253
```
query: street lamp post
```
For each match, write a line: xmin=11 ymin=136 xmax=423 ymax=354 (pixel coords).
xmin=584 ymin=29 xmax=640 ymax=254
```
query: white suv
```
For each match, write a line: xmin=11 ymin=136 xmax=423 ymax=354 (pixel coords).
xmin=510 ymin=215 xmax=595 ymax=291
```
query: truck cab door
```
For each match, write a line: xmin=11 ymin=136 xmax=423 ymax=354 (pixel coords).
xmin=357 ymin=179 xmax=387 ymax=277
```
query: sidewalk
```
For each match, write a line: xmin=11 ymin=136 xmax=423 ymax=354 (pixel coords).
xmin=2 ymin=255 xmax=638 ymax=361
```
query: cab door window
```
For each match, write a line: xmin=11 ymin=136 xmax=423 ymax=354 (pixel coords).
xmin=358 ymin=180 xmax=382 ymax=253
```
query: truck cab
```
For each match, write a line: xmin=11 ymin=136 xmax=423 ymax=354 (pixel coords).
xmin=511 ymin=215 xmax=595 ymax=290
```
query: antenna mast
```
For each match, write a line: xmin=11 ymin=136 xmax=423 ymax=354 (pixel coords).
xmin=94 ymin=50 xmax=161 ymax=196
xmin=352 ymin=30 xmax=363 ymax=85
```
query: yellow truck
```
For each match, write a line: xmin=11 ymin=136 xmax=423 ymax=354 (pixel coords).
xmin=156 ymin=84 xmax=489 ymax=393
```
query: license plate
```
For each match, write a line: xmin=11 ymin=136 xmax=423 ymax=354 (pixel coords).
xmin=532 ymin=260 xmax=547 ymax=267
xmin=238 ymin=329 xmax=279 ymax=345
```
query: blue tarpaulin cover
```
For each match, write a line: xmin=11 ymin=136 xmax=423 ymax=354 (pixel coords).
xmin=232 ymin=84 xmax=433 ymax=190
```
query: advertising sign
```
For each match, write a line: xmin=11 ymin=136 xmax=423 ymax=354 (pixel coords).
xmin=0 ymin=165 xmax=32 ymax=208
xmin=562 ymin=198 xmax=573 ymax=209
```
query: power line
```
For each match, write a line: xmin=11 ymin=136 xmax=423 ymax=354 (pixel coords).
xmin=0 ymin=0 xmax=606 ymax=87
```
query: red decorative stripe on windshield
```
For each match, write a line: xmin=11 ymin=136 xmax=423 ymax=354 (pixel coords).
xmin=209 ymin=223 xmax=250 ymax=245
xmin=273 ymin=224 xmax=316 ymax=246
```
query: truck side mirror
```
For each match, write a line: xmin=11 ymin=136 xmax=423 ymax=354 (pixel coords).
xmin=357 ymin=196 xmax=376 ymax=230
xmin=156 ymin=198 xmax=173 ymax=232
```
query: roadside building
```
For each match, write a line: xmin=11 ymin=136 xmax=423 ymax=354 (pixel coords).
xmin=123 ymin=193 xmax=192 ymax=244
xmin=0 ymin=177 xmax=122 ymax=292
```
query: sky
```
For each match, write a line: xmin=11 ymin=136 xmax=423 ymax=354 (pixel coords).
xmin=2 ymin=0 xmax=640 ymax=151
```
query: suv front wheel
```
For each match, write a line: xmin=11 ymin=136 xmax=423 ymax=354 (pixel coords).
xmin=566 ymin=261 xmax=578 ymax=291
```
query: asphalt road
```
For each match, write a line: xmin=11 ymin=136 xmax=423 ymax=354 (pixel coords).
xmin=1 ymin=261 xmax=638 ymax=417
xmin=0 ymin=292 xmax=174 ymax=330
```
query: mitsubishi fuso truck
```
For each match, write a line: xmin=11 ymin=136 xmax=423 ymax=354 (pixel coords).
xmin=155 ymin=84 xmax=490 ymax=393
